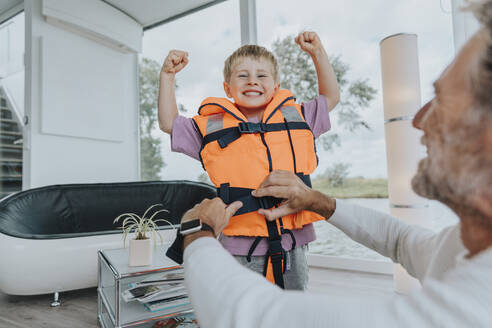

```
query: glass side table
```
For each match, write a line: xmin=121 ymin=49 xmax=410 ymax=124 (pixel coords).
xmin=97 ymin=246 xmax=194 ymax=328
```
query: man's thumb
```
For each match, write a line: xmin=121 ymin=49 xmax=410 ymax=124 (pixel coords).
xmin=225 ymin=201 xmax=243 ymax=218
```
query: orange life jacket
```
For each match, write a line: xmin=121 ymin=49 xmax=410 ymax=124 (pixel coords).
xmin=192 ymin=89 xmax=324 ymax=237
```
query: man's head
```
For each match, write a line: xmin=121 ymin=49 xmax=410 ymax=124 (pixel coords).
xmin=412 ymin=0 xmax=492 ymax=255
xmin=223 ymin=45 xmax=280 ymax=111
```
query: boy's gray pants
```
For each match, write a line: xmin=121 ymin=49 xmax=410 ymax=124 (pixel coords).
xmin=233 ymin=245 xmax=309 ymax=290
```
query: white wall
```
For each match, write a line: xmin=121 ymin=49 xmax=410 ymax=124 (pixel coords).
xmin=24 ymin=0 xmax=142 ymax=188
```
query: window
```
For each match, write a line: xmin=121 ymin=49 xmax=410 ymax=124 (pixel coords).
xmin=141 ymin=1 xmax=240 ymax=182
xmin=257 ymin=0 xmax=457 ymax=261
xmin=0 ymin=12 xmax=24 ymax=198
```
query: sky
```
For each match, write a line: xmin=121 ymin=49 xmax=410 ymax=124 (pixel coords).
xmin=142 ymin=0 xmax=456 ymax=182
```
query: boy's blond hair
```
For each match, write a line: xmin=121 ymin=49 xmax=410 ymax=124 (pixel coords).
xmin=223 ymin=45 xmax=279 ymax=83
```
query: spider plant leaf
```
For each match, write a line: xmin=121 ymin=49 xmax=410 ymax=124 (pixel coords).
xmin=142 ymin=204 xmax=164 ymax=221
xmin=113 ymin=212 xmax=137 ymax=224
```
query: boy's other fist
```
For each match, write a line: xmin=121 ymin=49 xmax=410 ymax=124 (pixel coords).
xmin=295 ymin=32 xmax=323 ymax=57
xmin=161 ymin=50 xmax=189 ymax=76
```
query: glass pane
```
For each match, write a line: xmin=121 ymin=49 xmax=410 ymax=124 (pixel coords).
xmin=258 ymin=0 xmax=456 ymax=260
xmin=0 ymin=12 xmax=24 ymax=199
xmin=140 ymin=1 xmax=240 ymax=182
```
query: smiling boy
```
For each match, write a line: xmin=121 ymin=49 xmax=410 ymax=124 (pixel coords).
xmin=158 ymin=32 xmax=339 ymax=289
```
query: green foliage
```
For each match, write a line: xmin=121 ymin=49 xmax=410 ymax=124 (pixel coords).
xmin=113 ymin=204 xmax=174 ymax=247
xmin=323 ymin=162 xmax=351 ymax=187
xmin=139 ymin=58 xmax=165 ymax=180
xmin=313 ymin=177 xmax=388 ymax=198
xmin=272 ymin=36 xmax=378 ymax=151
xmin=139 ymin=58 xmax=188 ymax=180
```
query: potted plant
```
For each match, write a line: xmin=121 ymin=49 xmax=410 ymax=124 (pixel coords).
xmin=114 ymin=204 xmax=174 ymax=266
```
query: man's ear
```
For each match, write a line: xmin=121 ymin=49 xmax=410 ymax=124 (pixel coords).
xmin=223 ymin=81 xmax=232 ymax=98
xmin=470 ymin=192 xmax=492 ymax=221
xmin=274 ymin=82 xmax=280 ymax=92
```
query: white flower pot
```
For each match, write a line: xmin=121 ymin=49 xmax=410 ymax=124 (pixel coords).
xmin=129 ymin=238 xmax=153 ymax=267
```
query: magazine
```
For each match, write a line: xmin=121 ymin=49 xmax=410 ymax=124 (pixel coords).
xmin=150 ymin=313 xmax=199 ymax=327
xmin=122 ymin=283 xmax=186 ymax=303
xmin=138 ymin=270 xmax=184 ymax=285
xmin=137 ymin=286 xmax=187 ymax=303
xmin=144 ymin=296 xmax=191 ymax=313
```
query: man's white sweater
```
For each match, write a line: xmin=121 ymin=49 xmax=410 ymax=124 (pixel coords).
xmin=184 ymin=200 xmax=492 ymax=327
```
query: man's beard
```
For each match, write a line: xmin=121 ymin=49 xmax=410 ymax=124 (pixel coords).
xmin=411 ymin=156 xmax=456 ymax=205
xmin=412 ymin=158 xmax=441 ymax=200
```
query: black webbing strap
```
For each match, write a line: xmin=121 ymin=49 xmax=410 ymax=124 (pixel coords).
xmin=246 ymin=236 xmax=263 ymax=263
xmin=264 ymin=219 xmax=285 ymax=289
xmin=217 ymin=174 xmax=312 ymax=216
xmin=203 ymin=121 xmax=311 ymax=149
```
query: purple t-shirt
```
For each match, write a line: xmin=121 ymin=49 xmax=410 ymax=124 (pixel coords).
xmin=171 ymin=95 xmax=331 ymax=256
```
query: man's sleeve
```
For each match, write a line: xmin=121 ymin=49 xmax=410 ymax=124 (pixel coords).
xmin=329 ymin=200 xmax=454 ymax=281
xmin=184 ymin=237 xmax=488 ymax=328
xmin=171 ymin=115 xmax=202 ymax=161
xmin=302 ymin=95 xmax=331 ymax=139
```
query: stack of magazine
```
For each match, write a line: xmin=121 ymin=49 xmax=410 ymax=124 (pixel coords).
xmin=122 ymin=269 xmax=192 ymax=314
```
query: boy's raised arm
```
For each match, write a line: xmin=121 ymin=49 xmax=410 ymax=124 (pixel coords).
xmin=158 ymin=50 xmax=189 ymax=134
xmin=295 ymin=32 xmax=340 ymax=111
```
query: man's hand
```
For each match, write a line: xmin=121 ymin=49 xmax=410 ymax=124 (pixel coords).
xmin=252 ymin=171 xmax=315 ymax=221
xmin=181 ymin=198 xmax=243 ymax=237
xmin=253 ymin=171 xmax=337 ymax=221
xmin=161 ymin=50 xmax=189 ymax=76
xmin=295 ymin=31 xmax=324 ymax=57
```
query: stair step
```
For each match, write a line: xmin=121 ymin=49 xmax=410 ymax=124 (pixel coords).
xmin=1 ymin=109 xmax=12 ymax=120
xmin=1 ymin=173 xmax=22 ymax=178
xmin=0 ymin=144 xmax=22 ymax=149
xmin=0 ymin=158 xmax=22 ymax=163
xmin=0 ymin=118 xmax=18 ymax=124
xmin=0 ymin=131 xmax=22 ymax=137
xmin=1 ymin=176 xmax=22 ymax=182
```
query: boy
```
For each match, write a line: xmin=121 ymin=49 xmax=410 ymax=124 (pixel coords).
xmin=159 ymin=32 xmax=339 ymax=290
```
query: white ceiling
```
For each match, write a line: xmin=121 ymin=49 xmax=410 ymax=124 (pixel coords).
xmin=0 ymin=0 xmax=225 ymax=29
xmin=0 ymin=0 xmax=22 ymax=22
xmin=102 ymin=0 xmax=225 ymax=29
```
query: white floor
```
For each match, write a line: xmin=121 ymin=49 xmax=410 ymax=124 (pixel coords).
xmin=308 ymin=266 xmax=396 ymax=299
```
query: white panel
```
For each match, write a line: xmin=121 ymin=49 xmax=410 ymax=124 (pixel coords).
xmin=24 ymin=0 xmax=139 ymax=188
xmin=42 ymin=0 xmax=142 ymax=53
xmin=40 ymin=33 xmax=126 ymax=142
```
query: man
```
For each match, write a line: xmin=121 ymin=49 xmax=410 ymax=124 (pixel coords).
xmin=179 ymin=1 xmax=492 ymax=327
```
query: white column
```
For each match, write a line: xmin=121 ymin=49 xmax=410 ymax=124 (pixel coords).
xmin=380 ymin=33 xmax=430 ymax=294
xmin=451 ymin=0 xmax=480 ymax=54
xmin=239 ymin=0 xmax=257 ymax=45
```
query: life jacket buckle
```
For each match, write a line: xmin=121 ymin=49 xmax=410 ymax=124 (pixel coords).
xmin=238 ymin=122 xmax=266 ymax=134
xmin=268 ymin=239 xmax=285 ymax=262
xmin=257 ymin=196 xmax=282 ymax=209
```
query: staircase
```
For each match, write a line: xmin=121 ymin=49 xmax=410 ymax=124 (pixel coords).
xmin=0 ymin=88 xmax=23 ymax=199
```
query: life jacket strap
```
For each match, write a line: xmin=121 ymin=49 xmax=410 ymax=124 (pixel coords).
xmin=217 ymin=173 xmax=312 ymax=216
xmin=203 ymin=121 xmax=311 ymax=149
xmin=265 ymin=219 xmax=285 ymax=288
xmin=246 ymin=236 xmax=263 ymax=263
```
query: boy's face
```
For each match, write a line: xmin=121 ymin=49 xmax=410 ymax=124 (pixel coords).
xmin=223 ymin=57 xmax=280 ymax=112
